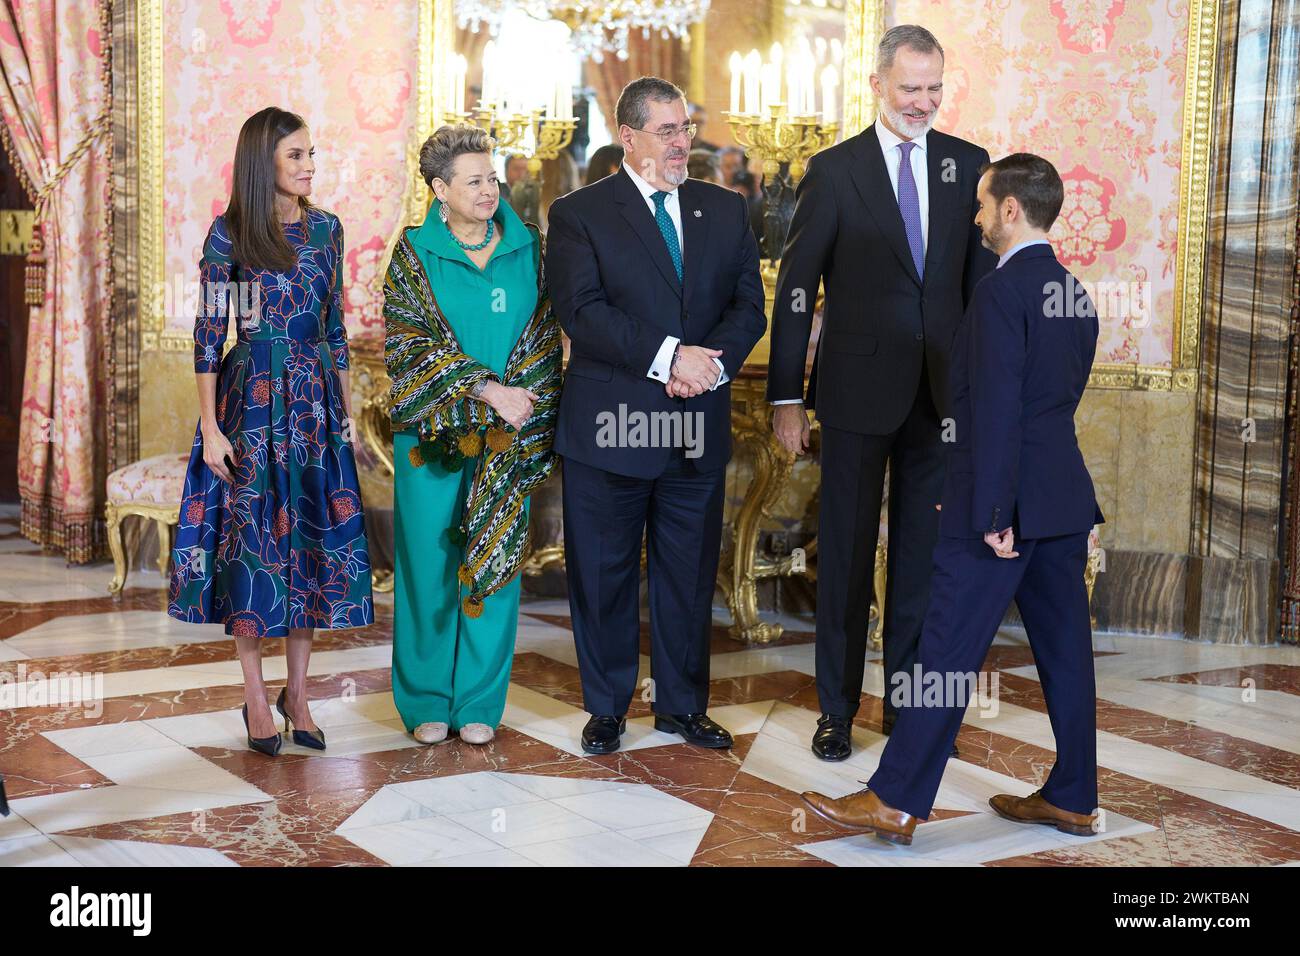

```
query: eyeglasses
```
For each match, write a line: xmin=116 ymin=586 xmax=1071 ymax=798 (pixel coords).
xmin=630 ymin=123 xmax=698 ymax=144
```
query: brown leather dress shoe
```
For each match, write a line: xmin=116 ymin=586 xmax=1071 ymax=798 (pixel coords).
xmin=800 ymin=787 xmax=918 ymax=845
xmin=989 ymin=790 xmax=1097 ymax=836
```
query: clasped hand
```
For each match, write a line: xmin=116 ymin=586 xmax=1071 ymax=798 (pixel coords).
xmin=479 ymin=381 xmax=539 ymax=430
xmin=666 ymin=345 xmax=723 ymax=398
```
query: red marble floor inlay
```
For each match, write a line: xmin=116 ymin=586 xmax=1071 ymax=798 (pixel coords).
xmin=5 ymin=588 xmax=1300 ymax=866
xmin=1152 ymin=662 xmax=1300 ymax=697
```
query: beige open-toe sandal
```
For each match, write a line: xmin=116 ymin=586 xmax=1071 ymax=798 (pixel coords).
xmin=413 ymin=722 xmax=449 ymax=745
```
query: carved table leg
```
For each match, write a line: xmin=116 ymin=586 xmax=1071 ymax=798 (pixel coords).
xmin=724 ymin=420 xmax=796 ymax=645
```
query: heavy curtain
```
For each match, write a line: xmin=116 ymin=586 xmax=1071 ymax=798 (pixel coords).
xmin=0 ymin=0 xmax=113 ymax=563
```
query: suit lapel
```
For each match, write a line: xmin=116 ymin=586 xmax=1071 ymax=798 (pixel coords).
xmin=922 ymin=136 xmax=954 ymax=285
xmin=614 ymin=167 xmax=682 ymax=299
xmin=846 ymin=127 xmax=922 ymax=289
xmin=679 ymin=180 xmax=709 ymax=302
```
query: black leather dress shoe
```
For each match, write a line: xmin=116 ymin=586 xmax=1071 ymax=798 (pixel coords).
xmin=581 ymin=715 xmax=626 ymax=754
xmin=0 ymin=774 xmax=9 ymax=817
xmin=811 ymin=713 xmax=852 ymax=761
xmin=882 ymin=712 xmax=958 ymax=756
xmin=653 ymin=712 xmax=733 ymax=748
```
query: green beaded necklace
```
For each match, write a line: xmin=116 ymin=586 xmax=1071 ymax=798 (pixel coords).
xmin=447 ymin=216 xmax=494 ymax=251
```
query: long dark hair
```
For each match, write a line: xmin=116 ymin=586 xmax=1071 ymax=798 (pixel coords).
xmin=584 ymin=144 xmax=623 ymax=186
xmin=225 ymin=107 xmax=313 ymax=272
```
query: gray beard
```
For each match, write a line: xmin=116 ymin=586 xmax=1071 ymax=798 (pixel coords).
xmin=663 ymin=162 xmax=688 ymax=186
xmin=880 ymin=100 xmax=936 ymax=139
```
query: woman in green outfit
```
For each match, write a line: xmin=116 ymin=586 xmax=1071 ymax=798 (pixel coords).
xmin=383 ymin=125 xmax=561 ymax=746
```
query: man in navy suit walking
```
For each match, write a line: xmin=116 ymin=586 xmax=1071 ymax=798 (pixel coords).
xmin=546 ymin=77 xmax=766 ymax=755
xmin=800 ymin=153 xmax=1105 ymax=844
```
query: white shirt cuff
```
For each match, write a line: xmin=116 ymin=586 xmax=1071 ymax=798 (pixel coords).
xmin=770 ymin=398 xmax=803 ymax=405
xmin=709 ymin=357 xmax=729 ymax=390
xmin=647 ymin=335 xmax=680 ymax=382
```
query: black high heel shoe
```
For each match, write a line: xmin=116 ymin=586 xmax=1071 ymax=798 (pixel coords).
xmin=242 ymin=703 xmax=282 ymax=757
xmin=276 ymin=687 xmax=326 ymax=750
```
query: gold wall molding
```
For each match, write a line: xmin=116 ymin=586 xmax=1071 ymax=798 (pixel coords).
xmin=137 ymin=0 xmax=171 ymax=351
xmin=135 ymin=0 xmax=449 ymax=351
xmin=837 ymin=0 xmax=1216 ymax=393
xmin=1088 ymin=0 xmax=1218 ymax=392
xmin=374 ymin=0 xmax=444 ymax=314
xmin=135 ymin=0 xmax=1218 ymax=399
xmin=841 ymin=0 xmax=883 ymax=137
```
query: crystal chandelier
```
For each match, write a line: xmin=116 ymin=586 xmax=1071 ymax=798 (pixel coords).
xmin=455 ymin=0 xmax=710 ymax=61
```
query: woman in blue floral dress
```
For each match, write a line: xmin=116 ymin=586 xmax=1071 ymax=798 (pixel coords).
xmin=168 ymin=107 xmax=373 ymax=755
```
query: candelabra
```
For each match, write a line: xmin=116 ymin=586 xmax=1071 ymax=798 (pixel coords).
xmin=725 ymin=103 xmax=838 ymax=266
xmin=446 ymin=104 xmax=577 ymax=175
xmin=724 ymin=103 xmax=838 ymax=183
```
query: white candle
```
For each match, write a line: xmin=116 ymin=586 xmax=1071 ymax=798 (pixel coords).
xmin=481 ymin=41 xmax=495 ymax=108
xmin=458 ymin=55 xmax=468 ymax=115
xmin=821 ymin=64 xmax=837 ymax=125
xmin=729 ymin=52 xmax=742 ymax=114
xmin=744 ymin=49 xmax=761 ymax=115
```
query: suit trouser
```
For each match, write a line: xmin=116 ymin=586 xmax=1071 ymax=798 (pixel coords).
xmin=562 ymin=452 xmax=726 ymax=716
xmin=816 ymin=361 xmax=945 ymax=720
xmin=866 ymin=530 xmax=1098 ymax=819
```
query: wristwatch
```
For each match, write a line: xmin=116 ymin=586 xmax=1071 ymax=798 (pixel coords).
xmin=470 ymin=379 xmax=490 ymax=399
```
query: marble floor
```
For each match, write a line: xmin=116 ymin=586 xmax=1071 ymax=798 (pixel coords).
xmin=3 ymin=505 xmax=1300 ymax=867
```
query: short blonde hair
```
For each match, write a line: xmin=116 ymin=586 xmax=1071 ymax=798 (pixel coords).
xmin=419 ymin=124 xmax=496 ymax=187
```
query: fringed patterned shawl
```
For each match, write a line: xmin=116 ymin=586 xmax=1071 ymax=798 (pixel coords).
xmin=383 ymin=222 xmax=561 ymax=617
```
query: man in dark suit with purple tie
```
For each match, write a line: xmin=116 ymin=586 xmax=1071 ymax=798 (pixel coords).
xmin=800 ymin=153 xmax=1105 ymax=845
xmin=768 ymin=25 xmax=997 ymax=762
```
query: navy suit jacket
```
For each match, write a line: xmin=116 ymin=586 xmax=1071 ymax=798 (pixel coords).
xmin=939 ymin=243 xmax=1105 ymax=540
xmin=546 ymin=167 xmax=766 ymax=478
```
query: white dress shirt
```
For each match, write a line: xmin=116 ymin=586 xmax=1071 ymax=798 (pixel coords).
xmin=996 ymin=238 xmax=1051 ymax=269
xmin=622 ymin=161 xmax=729 ymax=390
xmin=772 ymin=118 xmax=930 ymax=407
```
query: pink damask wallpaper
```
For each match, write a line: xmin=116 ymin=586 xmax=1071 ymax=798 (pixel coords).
xmin=890 ymin=0 xmax=1188 ymax=367
xmin=162 ymin=0 xmax=418 ymax=342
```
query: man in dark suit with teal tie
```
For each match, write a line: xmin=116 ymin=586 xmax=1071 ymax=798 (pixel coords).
xmin=546 ymin=77 xmax=766 ymax=755
xmin=801 ymin=153 xmax=1105 ymax=845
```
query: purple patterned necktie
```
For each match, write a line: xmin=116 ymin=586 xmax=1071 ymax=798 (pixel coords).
xmin=897 ymin=141 xmax=924 ymax=279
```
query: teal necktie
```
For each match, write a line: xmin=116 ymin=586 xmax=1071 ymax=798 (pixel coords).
xmin=651 ymin=190 xmax=683 ymax=282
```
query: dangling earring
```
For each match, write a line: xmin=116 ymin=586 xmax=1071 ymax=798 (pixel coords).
xmin=438 ymin=202 xmax=449 ymax=223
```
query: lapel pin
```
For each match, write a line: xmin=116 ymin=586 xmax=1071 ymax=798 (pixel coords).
xmin=693 ymin=210 xmax=702 ymax=217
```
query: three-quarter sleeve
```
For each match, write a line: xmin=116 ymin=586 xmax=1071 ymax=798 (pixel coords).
xmin=193 ymin=217 xmax=234 ymax=373
xmin=325 ymin=214 xmax=350 ymax=370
